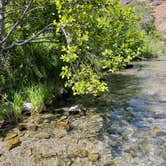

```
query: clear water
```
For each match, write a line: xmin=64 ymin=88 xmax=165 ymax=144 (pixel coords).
xmin=106 ymin=56 xmax=166 ymax=165
xmin=61 ymin=56 xmax=166 ymax=165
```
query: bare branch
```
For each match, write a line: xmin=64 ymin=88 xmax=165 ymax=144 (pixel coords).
xmin=4 ymin=23 xmax=53 ymax=50
xmin=60 ymin=26 xmax=70 ymax=50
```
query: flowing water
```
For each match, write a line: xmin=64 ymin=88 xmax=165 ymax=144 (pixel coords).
xmin=105 ymin=56 xmax=166 ymax=165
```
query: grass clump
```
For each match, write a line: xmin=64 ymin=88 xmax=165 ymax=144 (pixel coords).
xmin=142 ymin=35 xmax=166 ymax=58
xmin=26 ymin=84 xmax=52 ymax=114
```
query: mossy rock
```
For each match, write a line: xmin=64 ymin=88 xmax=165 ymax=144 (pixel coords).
xmin=56 ymin=119 xmax=70 ymax=129
xmin=6 ymin=137 xmax=21 ymax=151
xmin=4 ymin=131 xmax=18 ymax=141
xmin=75 ymin=149 xmax=88 ymax=158
xmin=88 ymin=153 xmax=100 ymax=161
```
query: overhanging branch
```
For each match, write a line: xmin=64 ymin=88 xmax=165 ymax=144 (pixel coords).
xmin=1 ymin=0 xmax=33 ymax=44
xmin=3 ymin=23 xmax=53 ymax=50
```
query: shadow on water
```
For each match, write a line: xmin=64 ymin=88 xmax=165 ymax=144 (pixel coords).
xmin=101 ymin=73 xmax=158 ymax=158
xmin=57 ymin=72 xmax=158 ymax=159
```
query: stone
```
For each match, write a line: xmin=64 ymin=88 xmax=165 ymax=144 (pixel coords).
xmin=0 ymin=136 xmax=4 ymax=141
xmin=151 ymin=126 xmax=161 ymax=133
xmin=21 ymin=103 xmax=33 ymax=115
xmin=6 ymin=137 xmax=21 ymax=151
xmin=88 ymin=153 xmax=100 ymax=161
xmin=34 ymin=132 xmax=50 ymax=139
xmin=19 ymin=131 xmax=26 ymax=137
xmin=41 ymin=152 xmax=57 ymax=158
xmin=56 ymin=120 xmax=71 ymax=130
xmin=69 ymin=104 xmax=87 ymax=116
xmin=156 ymin=131 xmax=166 ymax=137
xmin=27 ymin=124 xmax=38 ymax=131
xmin=71 ymin=158 xmax=93 ymax=166
xmin=4 ymin=131 xmax=18 ymax=141
xmin=75 ymin=149 xmax=88 ymax=158
xmin=17 ymin=124 xmax=27 ymax=131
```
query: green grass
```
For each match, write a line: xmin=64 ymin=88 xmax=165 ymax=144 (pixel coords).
xmin=26 ymin=84 xmax=52 ymax=114
xmin=142 ymin=35 xmax=166 ymax=58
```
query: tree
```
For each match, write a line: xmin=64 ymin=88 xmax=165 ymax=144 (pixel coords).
xmin=55 ymin=0 xmax=145 ymax=95
xmin=0 ymin=0 xmax=146 ymax=97
xmin=0 ymin=0 xmax=54 ymax=52
xmin=0 ymin=0 xmax=58 ymax=93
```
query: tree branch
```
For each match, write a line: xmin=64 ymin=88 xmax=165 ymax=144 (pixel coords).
xmin=3 ymin=23 xmax=53 ymax=50
xmin=1 ymin=0 xmax=33 ymax=44
xmin=60 ymin=26 xmax=70 ymax=50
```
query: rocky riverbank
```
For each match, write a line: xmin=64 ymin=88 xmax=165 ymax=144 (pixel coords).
xmin=0 ymin=108 xmax=114 ymax=166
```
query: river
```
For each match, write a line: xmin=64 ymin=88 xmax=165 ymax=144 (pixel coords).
xmin=104 ymin=55 xmax=166 ymax=165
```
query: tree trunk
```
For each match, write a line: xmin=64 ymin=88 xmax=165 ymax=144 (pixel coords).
xmin=0 ymin=0 xmax=4 ymax=42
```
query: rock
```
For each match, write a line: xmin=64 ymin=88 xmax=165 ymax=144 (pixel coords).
xmin=6 ymin=137 xmax=21 ymax=151
xmin=4 ymin=131 xmax=18 ymax=141
xmin=0 ymin=136 xmax=4 ymax=141
xmin=69 ymin=105 xmax=87 ymax=116
xmin=72 ymin=158 xmax=93 ymax=166
xmin=156 ymin=131 xmax=166 ymax=137
xmin=19 ymin=131 xmax=26 ymax=137
xmin=52 ymin=128 xmax=67 ymax=138
xmin=41 ymin=152 xmax=57 ymax=158
xmin=151 ymin=126 xmax=161 ymax=133
xmin=75 ymin=149 xmax=88 ymax=158
xmin=88 ymin=153 xmax=100 ymax=161
xmin=21 ymin=103 xmax=33 ymax=115
xmin=34 ymin=132 xmax=50 ymax=139
xmin=17 ymin=124 xmax=27 ymax=131
xmin=56 ymin=119 xmax=71 ymax=131
xmin=27 ymin=124 xmax=38 ymax=131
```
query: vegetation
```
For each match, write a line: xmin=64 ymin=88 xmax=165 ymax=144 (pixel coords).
xmin=0 ymin=0 xmax=164 ymax=122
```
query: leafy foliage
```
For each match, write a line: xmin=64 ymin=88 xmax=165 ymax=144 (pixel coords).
xmin=54 ymin=0 xmax=145 ymax=95
xmin=0 ymin=0 xmax=159 ymax=121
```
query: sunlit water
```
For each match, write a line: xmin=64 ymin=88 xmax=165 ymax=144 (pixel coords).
xmin=59 ymin=56 xmax=166 ymax=165
xmin=106 ymin=56 xmax=166 ymax=165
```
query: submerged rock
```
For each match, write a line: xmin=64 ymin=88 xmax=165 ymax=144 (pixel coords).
xmin=88 ymin=153 xmax=100 ymax=161
xmin=34 ymin=132 xmax=50 ymax=139
xmin=6 ymin=137 xmax=21 ymax=151
xmin=4 ymin=131 xmax=18 ymax=141
xmin=75 ymin=149 xmax=88 ymax=158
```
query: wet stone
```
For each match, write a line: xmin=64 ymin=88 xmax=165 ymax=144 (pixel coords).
xmin=156 ymin=131 xmax=166 ymax=137
xmin=88 ymin=153 xmax=100 ymax=161
xmin=4 ymin=131 xmax=18 ymax=141
xmin=6 ymin=137 xmax=21 ymax=151
xmin=27 ymin=124 xmax=38 ymax=131
xmin=34 ymin=132 xmax=50 ymax=139
xmin=75 ymin=149 xmax=88 ymax=158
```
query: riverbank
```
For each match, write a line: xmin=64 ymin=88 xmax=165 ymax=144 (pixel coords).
xmin=0 ymin=108 xmax=114 ymax=166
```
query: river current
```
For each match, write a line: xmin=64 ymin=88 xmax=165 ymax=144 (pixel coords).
xmin=106 ymin=56 xmax=166 ymax=165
